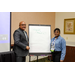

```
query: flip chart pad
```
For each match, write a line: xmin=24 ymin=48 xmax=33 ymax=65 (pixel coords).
xmin=29 ymin=24 xmax=51 ymax=55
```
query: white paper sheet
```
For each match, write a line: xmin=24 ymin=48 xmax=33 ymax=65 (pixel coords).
xmin=29 ymin=25 xmax=51 ymax=53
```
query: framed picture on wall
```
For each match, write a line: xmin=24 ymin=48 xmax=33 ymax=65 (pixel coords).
xmin=64 ymin=18 xmax=75 ymax=34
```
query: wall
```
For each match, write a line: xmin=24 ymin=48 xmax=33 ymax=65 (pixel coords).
xmin=11 ymin=12 xmax=55 ymax=44
xmin=11 ymin=12 xmax=55 ymax=61
xmin=55 ymin=12 xmax=75 ymax=46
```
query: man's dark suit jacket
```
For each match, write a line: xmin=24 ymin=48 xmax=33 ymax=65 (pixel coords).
xmin=13 ymin=28 xmax=29 ymax=56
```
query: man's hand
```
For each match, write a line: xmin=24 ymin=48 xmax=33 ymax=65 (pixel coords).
xmin=60 ymin=60 xmax=63 ymax=62
xmin=26 ymin=46 xmax=30 ymax=50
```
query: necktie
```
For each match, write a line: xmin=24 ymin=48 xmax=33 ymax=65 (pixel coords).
xmin=23 ymin=31 xmax=28 ymax=42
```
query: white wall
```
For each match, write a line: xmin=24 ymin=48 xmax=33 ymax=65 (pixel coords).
xmin=11 ymin=12 xmax=55 ymax=44
xmin=55 ymin=12 xmax=75 ymax=46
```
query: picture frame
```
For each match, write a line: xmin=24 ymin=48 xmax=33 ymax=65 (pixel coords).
xmin=64 ymin=18 xmax=75 ymax=34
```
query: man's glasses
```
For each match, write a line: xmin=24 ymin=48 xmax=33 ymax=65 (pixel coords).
xmin=20 ymin=24 xmax=26 ymax=26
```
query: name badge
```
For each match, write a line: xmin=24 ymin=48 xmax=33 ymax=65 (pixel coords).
xmin=51 ymin=48 xmax=54 ymax=52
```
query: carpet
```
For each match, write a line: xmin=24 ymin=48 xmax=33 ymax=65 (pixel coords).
xmin=31 ymin=57 xmax=52 ymax=62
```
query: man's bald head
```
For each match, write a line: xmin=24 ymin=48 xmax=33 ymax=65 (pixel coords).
xmin=19 ymin=21 xmax=26 ymax=26
xmin=19 ymin=21 xmax=26 ymax=30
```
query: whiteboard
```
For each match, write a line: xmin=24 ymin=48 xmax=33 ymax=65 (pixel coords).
xmin=29 ymin=24 xmax=51 ymax=54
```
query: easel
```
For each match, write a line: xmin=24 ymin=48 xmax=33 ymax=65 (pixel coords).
xmin=29 ymin=55 xmax=38 ymax=62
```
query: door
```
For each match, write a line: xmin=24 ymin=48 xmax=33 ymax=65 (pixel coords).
xmin=71 ymin=47 xmax=75 ymax=62
xmin=64 ymin=46 xmax=75 ymax=62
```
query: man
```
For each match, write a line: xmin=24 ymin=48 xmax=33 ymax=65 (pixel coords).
xmin=13 ymin=21 xmax=30 ymax=62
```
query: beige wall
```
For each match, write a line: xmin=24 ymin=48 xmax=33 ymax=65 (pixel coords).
xmin=55 ymin=12 xmax=75 ymax=46
xmin=11 ymin=12 xmax=55 ymax=44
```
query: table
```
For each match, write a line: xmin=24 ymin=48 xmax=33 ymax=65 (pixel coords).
xmin=0 ymin=51 xmax=16 ymax=62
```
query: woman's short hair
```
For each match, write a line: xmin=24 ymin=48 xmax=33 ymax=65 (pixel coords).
xmin=54 ymin=28 xmax=60 ymax=33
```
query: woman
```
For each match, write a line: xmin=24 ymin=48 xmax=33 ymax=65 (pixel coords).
xmin=50 ymin=28 xmax=66 ymax=62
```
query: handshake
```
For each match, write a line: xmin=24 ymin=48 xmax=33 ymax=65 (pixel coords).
xmin=26 ymin=46 xmax=30 ymax=50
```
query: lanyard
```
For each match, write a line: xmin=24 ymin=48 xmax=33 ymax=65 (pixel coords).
xmin=52 ymin=39 xmax=56 ymax=46
xmin=50 ymin=39 xmax=56 ymax=52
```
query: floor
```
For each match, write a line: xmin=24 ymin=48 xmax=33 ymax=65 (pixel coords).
xmin=26 ymin=56 xmax=49 ymax=62
xmin=26 ymin=56 xmax=52 ymax=62
xmin=32 ymin=57 xmax=51 ymax=62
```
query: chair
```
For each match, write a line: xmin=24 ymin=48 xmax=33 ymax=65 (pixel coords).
xmin=10 ymin=51 xmax=16 ymax=62
xmin=0 ymin=51 xmax=16 ymax=62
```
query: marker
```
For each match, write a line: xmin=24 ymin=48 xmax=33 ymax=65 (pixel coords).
xmin=41 ymin=55 xmax=45 ymax=56
xmin=48 ymin=55 xmax=52 ymax=56
xmin=30 ymin=55 xmax=34 ymax=56
xmin=34 ymin=55 xmax=36 ymax=56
